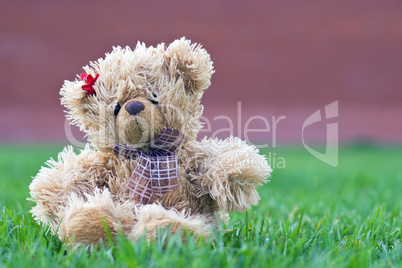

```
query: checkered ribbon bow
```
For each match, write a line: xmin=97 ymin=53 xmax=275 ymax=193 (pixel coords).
xmin=113 ymin=128 xmax=185 ymax=205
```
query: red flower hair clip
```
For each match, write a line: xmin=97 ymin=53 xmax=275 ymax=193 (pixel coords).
xmin=80 ymin=73 xmax=99 ymax=96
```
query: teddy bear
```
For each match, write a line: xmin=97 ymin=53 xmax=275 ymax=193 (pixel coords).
xmin=29 ymin=37 xmax=272 ymax=245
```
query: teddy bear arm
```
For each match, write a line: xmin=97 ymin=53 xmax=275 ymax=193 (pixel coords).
xmin=29 ymin=146 xmax=98 ymax=231
xmin=188 ymin=137 xmax=272 ymax=213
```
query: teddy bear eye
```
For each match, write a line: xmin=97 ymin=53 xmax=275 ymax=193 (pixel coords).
xmin=114 ymin=104 xmax=121 ymax=116
xmin=150 ymin=99 xmax=159 ymax=105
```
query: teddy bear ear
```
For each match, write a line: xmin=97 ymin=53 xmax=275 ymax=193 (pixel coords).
xmin=60 ymin=71 xmax=99 ymax=131
xmin=164 ymin=37 xmax=215 ymax=94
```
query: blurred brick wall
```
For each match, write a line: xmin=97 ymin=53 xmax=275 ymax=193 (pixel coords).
xmin=0 ymin=0 xmax=401 ymax=145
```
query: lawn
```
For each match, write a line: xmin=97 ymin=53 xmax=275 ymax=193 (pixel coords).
xmin=1 ymin=144 xmax=402 ymax=267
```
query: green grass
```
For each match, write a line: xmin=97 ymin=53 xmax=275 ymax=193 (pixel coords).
xmin=1 ymin=144 xmax=402 ymax=267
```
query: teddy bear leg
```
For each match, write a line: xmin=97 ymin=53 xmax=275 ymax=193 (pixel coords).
xmin=130 ymin=204 xmax=216 ymax=240
xmin=58 ymin=189 xmax=137 ymax=246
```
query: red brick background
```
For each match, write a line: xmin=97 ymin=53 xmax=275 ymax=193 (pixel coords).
xmin=1 ymin=1 xmax=401 ymax=146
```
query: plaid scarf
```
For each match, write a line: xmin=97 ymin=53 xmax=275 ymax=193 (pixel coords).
xmin=113 ymin=128 xmax=185 ymax=205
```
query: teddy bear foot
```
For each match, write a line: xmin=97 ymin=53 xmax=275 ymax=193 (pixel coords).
xmin=60 ymin=205 xmax=116 ymax=245
xmin=130 ymin=204 xmax=216 ymax=241
xmin=58 ymin=189 xmax=137 ymax=246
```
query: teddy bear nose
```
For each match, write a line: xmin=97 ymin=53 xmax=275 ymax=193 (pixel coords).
xmin=125 ymin=101 xmax=145 ymax=115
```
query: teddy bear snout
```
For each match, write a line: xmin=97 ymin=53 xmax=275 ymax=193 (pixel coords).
xmin=125 ymin=100 xmax=145 ymax=115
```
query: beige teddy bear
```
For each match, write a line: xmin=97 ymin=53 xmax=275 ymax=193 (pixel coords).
xmin=29 ymin=37 xmax=272 ymax=245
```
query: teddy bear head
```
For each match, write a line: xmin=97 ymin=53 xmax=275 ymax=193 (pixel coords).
xmin=60 ymin=38 xmax=214 ymax=151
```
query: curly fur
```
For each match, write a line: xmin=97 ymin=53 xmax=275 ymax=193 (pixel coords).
xmin=29 ymin=37 xmax=272 ymax=246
